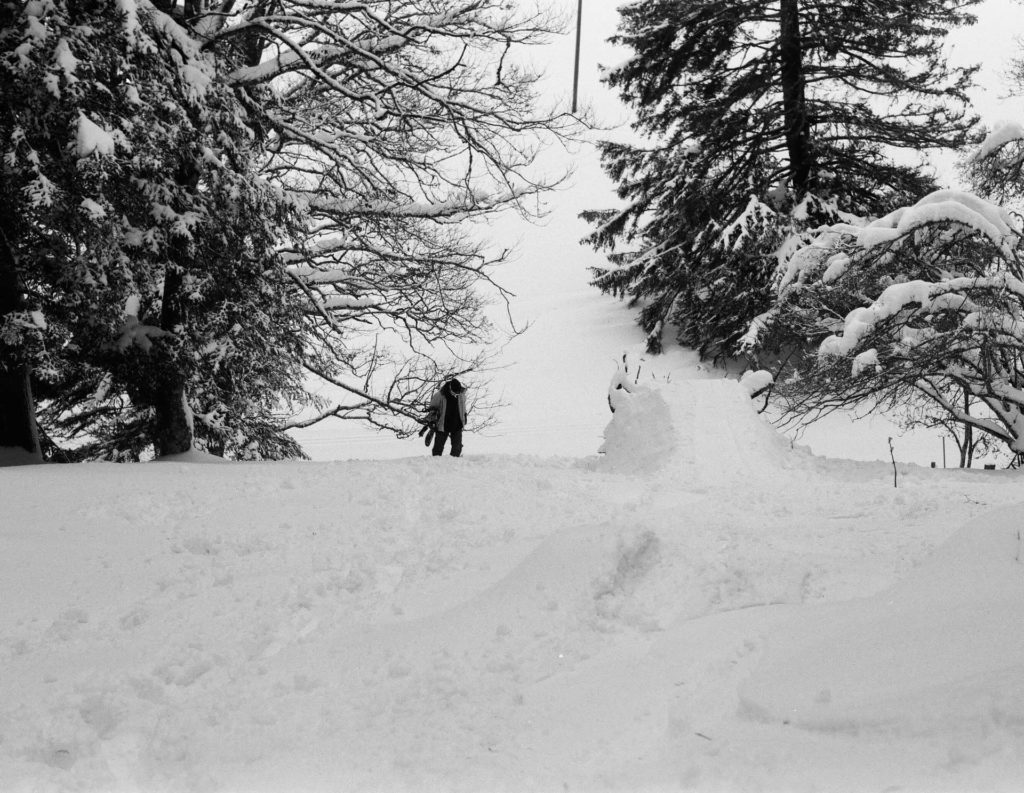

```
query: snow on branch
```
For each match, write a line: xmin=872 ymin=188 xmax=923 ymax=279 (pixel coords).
xmin=719 ymin=194 xmax=777 ymax=252
xmin=115 ymin=296 xmax=169 ymax=352
xmin=134 ymin=2 xmax=214 ymax=102
xmin=305 ymin=187 xmax=526 ymax=221
xmin=818 ymin=278 xmax=991 ymax=361
xmin=756 ymin=176 xmax=1024 ymax=454
xmin=221 ymin=5 xmax=488 ymax=88
xmin=75 ymin=113 xmax=124 ymax=158
xmin=777 ymin=228 xmax=857 ymax=293
xmin=778 ymin=190 xmax=1022 ymax=304
xmin=856 ymin=190 xmax=1020 ymax=258
xmin=114 ymin=0 xmax=141 ymax=45
xmin=739 ymin=368 xmax=774 ymax=397
xmin=738 ymin=307 xmax=777 ymax=351
xmin=973 ymin=120 xmax=1024 ymax=161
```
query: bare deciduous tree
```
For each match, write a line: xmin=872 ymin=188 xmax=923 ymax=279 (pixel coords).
xmin=194 ymin=0 xmax=577 ymax=436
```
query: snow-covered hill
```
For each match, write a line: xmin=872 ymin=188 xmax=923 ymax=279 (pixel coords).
xmin=4 ymin=372 xmax=1024 ymax=792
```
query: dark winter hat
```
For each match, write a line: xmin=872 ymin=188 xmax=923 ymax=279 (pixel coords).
xmin=448 ymin=379 xmax=464 ymax=394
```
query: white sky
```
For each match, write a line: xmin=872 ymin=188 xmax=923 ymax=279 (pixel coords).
xmin=292 ymin=0 xmax=1024 ymax=464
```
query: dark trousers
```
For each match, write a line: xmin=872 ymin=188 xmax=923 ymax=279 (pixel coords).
xmin=432 ymin=428 xmax=463 ymax=457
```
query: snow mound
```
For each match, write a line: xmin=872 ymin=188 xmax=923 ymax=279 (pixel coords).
xmin=598 ymin=382 xmax=676 ymax=473
xmin=598 ymin=375 xmax=801 ymax=484
xmin=741 ymin=503 xmax=1024 ymax=740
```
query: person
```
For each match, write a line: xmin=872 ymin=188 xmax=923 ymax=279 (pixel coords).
xmin=426 ymin=378 xmax=467 ymax=457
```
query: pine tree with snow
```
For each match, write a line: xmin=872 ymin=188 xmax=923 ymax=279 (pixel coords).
xmin=747 ymin=123 xmax=1024 ymax=454
xmin=1 ymin=0 xmax=308 ymax=460
xmin=746 ymin=50 xmax=1024 ymax=455
xmin=583 ymin=0 xmax=980 ymax=360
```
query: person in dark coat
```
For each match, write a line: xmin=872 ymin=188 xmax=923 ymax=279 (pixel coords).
xmin=427 ymin=379 xmax=468 ymax=457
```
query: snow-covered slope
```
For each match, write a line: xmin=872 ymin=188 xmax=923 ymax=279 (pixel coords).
xmin=4 ymin=376 xmax=1024 ymax=792
xmin=740 ymin=505 xmax=1024 ymax=791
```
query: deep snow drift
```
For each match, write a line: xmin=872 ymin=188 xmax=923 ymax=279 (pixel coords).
xmin=4 ymin=368 xmax=1024 ymax=792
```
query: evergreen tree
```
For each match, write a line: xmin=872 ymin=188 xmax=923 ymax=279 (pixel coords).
xmin=583 ymin=0 xmax=980 ymax=360
xmin=1 ymin=0 xmax=307 ymax=460
xmin=745 ymin=46 xmax=1024 ymax=457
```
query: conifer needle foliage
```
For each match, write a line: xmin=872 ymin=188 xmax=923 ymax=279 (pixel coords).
xmin=583 ymin=0 xmax=980 ymax=360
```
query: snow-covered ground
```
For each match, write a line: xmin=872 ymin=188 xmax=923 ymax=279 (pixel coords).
xmin=5 ymin=360 xmax=1024 ymax=792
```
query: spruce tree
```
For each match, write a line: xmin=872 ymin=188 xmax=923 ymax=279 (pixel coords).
xmin=583 ymin=0 xmax=980 ymax=360
xmin=1 ymin=0 xmax=307 ymax=460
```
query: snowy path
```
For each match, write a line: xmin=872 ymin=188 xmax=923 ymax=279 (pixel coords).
xmin=4 ymin=378 xmax=1024 ymax=791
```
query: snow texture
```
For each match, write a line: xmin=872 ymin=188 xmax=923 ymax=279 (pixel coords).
xmin=742 ymin=506 xmax=1024 ymax=745
xmin=4 ymin=372 xmax=1024 ymax=792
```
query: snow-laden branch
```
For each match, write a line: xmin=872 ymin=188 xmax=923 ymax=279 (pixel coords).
xmin=973 ymin=120 xmax=1024 ymax=161
xmin=304 ymin=186 xmax=530 ymax=221
xmin=779 ymin=191 xmax=1023 ymax=297
xmin=914 ymin=376 xmax=1015 ymax=444
xmin=855 ymin=190 xmax=1020 ymax=258
xmin=755 ymin=178 xmax=1024 ymax=453
xmin=223 ymin=7 xmax=462 ymax=86
xmin=719 ymin=194 xmax=777 ymax=252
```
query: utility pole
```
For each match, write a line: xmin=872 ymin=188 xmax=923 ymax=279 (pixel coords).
xmin=572 ymin=0 xmax=583 ymax=113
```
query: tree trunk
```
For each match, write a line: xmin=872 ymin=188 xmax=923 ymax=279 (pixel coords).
xmin=0 ymin=226 xmax=41 ymax=462
xmin=152 ymin=262 xmax=193 ymax=457
xmin=962 ymin=390 xmax=974 ymax=468
xmin=779 ymin=0 xmax=813 ymax=198
xmin=154 ymin=380 xmax=192 ymax=457
xmin=148 ymin=152 xmax=204 ymax=459
xmin=964 ymin=424 xmax=974 ymax=468
xmin=0 ymin=369 xmax=40 ymax=461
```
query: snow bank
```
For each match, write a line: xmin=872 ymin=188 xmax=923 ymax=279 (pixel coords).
xmin=742 ymin=503 xmax=1024 ymax=741
xmin=598 ymin=366 xmax=794 ymax=481
xmin=739 ymin=368 xmax=773 ymax=396
xmin=156 ymin=448 xmax=231 ymax=464
xmin=5 ymin=374 xmax=1024 ymax=792
xmin=598 ymin=381 xmax=676 ymax=473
